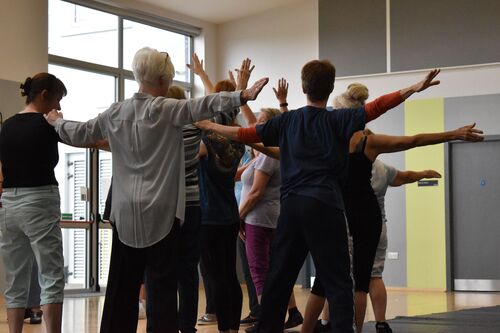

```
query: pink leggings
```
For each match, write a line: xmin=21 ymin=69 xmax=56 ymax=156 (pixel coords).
xmin=245 ymin=223 xmax=275 ymax=296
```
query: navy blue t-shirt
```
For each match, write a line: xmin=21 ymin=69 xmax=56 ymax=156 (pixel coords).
xmin=198 ymin=132 xmax=245 ymax=225
xmin=255 ymin=105 xmax=365 ymax=210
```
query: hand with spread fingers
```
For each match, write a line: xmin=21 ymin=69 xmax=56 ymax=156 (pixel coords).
xmin=411 ymin=69 xmax=441 ymax=92
xmin=186 ymin=52 xmax=205 ymax=76
xmin=400 ymin=69 xmax=441 ymax=99
xmin=241 ymin=77 xmax=269 ymax=103
xmin=454 ymin=123 xmax=484 ymax=142
xmin=233 ymin=58 xmax=255 ymax=90
xmin=273 ymin=78 xmax=289 ymax=105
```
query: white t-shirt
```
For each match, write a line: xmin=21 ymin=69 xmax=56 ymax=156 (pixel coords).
xmin=240 ymin=154 xmax=281 ymax=228
xmin=371 ymin=159 xmax=398 ymax=223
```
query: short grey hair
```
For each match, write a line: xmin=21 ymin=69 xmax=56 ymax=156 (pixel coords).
xmin=132 ymin=47 xmax=175 ymax=85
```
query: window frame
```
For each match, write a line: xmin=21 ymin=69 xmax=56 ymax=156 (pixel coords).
xmin=49 ymin=0 xmax=197 ymax=294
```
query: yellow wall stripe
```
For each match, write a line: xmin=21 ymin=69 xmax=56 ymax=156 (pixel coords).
xmin=405 ymin=98 xmax=446 ymax=290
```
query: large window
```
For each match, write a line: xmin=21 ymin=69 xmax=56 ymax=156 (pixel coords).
xmin=49 ymin=1 xmax=118 ymax=67
xmin=49 ymin=0 xmax=196 ymax=292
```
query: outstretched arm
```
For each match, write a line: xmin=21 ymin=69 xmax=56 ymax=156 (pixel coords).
xmin=187 ymin=53 xmax=214 ymax=94
xmin=194 ymin=75 xmax=270 ymax=142
xmin=195 ymin=121 xmax=262 ymax=144
xmin=391 ymin=169 xmax=441 ymax=186
xmin=45 ymin=111 xmax=105 ymax=147
xmin=365 ymin=69 xmax=441 ymax=122
xmin=365 ymin=123 xmax=483 ymax=160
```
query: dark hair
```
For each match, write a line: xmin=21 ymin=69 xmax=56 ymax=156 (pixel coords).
xmin=214 ymin=80 xmax=236 ymax=93
xmin=301 ymin=60 xmax=336 ymax=102
xmin=20 ymin=72 xmax=67 ymax=104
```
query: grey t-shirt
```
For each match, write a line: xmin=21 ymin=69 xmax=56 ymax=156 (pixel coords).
xmin=240 ymin=153 xmax=281 ymax=228
xmin=371 ymin=159 xmax=398 ymax=223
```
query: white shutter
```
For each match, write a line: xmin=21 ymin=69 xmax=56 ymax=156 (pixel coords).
xmin=99 ymin=229 xmax=112 ymax=284
xmin=99 ymin=156 xmax=112 ymax=285
xmin=72 ymin=158 xmax=86 ymax=281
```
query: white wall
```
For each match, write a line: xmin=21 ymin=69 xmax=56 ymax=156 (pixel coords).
xmin=216 ymin=0 xmax=318 ymax=111
xmin=0 ymin=0 xmax=48 ymax=82
xmin=335 ymin=64 xmax=500 ymax=106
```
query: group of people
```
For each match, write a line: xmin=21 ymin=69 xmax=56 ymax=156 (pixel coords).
xmin=0 ymin=45 xmax=484 ymax=333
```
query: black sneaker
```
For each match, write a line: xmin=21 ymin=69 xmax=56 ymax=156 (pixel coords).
xmin=313 ymin=319 xmax=331 ymax=333
xmin=284 ymin=310 xmax=303 ymax=329
xmin=375 ymin=321 xmax=393 ymax=333
xmin=245 ymin=323 xmax=258 ymax=333
xmin=24 ymin=309 xmax=43 ymax=325
xmin=240 ymin=314 xmax=258 ymax=326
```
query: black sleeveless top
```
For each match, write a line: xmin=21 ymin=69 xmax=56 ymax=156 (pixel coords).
xmin=343 ymin=136 xmax=382 ymax=225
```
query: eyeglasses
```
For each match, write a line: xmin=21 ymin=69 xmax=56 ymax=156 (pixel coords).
xmin=160 ymin=51 xmax=169 ymax=65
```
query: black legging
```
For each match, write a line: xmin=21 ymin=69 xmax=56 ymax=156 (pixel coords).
xmin=199 ymin=223 xmax=242 ymax=331
xmin=312 ymin=195 xmax=382 ymax=295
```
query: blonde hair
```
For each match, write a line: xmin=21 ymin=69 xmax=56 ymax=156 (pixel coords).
xmin=132 ymin=47 xmax=175 ymax=86
xmin=167 ymin=85 xmax=186 ymax=100
xmin=260 ymin=108 xmax=281 ymax=120
xmin=332 ymin=82 xmax=369 ymax=109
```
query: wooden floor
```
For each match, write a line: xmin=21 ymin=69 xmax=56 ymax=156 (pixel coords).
xmin=3 ymin=286 xmax=500 ymax=333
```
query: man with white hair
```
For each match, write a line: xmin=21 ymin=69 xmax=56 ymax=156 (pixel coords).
xmin=45 ymin=47 xmax=268 ymax=333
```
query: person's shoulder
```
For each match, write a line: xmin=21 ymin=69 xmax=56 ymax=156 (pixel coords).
xmin=255 ymin=153 xmax=279 ymax=170
xmin=2 ymin=114 xmax=19 ymax=126
xmin=330 ymin=106 xmax=364 ymax=115
xmin=280 ymin=106 xmax=309 ymax=120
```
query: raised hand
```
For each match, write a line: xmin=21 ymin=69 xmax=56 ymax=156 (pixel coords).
xmin=241 ymin=77 xmax=269 ymax=103
xmin=186 ymin=53 xmax=205 ymax=76
xmin=272 ymin=78 xmax=289 ymax=104
xmin=412 ymin=69 xmax=441 ymax=92
xmin=454 ymin=123 xmax=484 ymax=142
xmin=235 ymin=58 xmax=255 ymax=90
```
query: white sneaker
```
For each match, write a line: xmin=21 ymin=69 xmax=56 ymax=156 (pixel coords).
xmin=138 ymin=301 xmax=147 ymax=320
xmin=197 ymin=313 xmax=217 ymax=325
